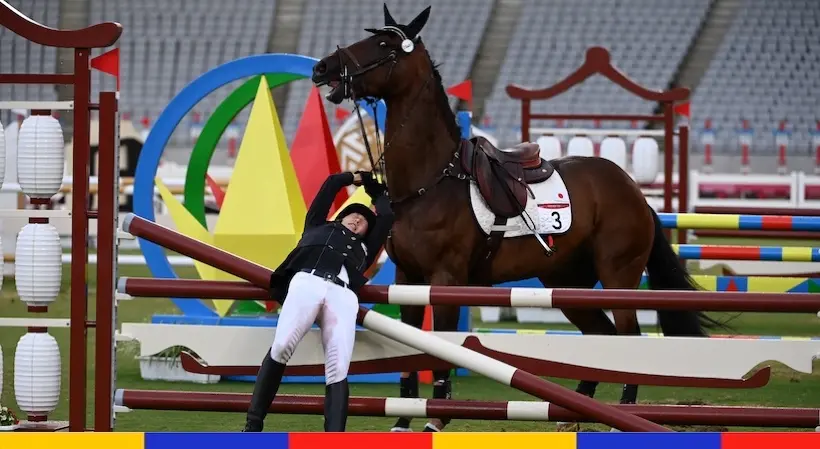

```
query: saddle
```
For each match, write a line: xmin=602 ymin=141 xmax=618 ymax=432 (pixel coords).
xmin=460 ymin=136 xmax=555 ymax=218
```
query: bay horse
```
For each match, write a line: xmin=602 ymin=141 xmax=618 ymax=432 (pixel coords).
xmin=312 ymin=4 xmax=718 ymax=432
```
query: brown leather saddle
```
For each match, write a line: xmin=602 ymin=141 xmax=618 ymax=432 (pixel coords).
xmin=460 ymin=136 xmax=555 ymax=218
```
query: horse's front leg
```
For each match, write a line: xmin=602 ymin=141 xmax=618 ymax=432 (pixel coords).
xmin=390 ymin=266 xmax=426 ymax=432
xmin=423 ymin=270 xmax=464 ymax=433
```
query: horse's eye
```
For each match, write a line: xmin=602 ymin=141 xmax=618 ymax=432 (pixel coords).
xmin=379 ymin=41 xmax=387 ymax=47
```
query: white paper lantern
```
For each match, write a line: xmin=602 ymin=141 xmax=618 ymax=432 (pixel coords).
xmin=632 ymin=137 xmax=660 ymax=184
xmin=17 ymin=115 xmax=64 ymax=199
xmin=566 ymin=136 xmax=594 ymax=157
xmin=14 ymin=332 xmax=61 ymax=418
xmin=599 ymin=137 xmax=627 ymax=170
xmin=536 ymin=136 xmax=562 ymax=160
xmin=0 ymin=119 xmax=6 ymax=189
xmin=15 ymin=223 xmax=61 ymax=308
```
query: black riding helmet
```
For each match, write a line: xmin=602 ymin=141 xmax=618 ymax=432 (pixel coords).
xmin=335 ymin=203 xmax=377 ymax=235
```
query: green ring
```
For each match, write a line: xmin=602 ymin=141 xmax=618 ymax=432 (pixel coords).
xmin=183 ymin=72 xmax=307 ymax=227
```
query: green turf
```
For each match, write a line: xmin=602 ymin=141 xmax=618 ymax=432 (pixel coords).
xmin=1 ymin=241 xmax=819 ymax=433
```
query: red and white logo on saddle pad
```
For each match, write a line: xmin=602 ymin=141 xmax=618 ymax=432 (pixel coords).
xmin=469 ymin=170 xmax=572 ymax=238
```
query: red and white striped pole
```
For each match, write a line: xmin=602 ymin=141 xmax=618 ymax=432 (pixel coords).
xmin=813 ymin=121 xmax=820 ymax=174
xmin=119 ymin=213 xmax=670 ymax=433
xmin=113 ymin=390 xmax=820 ymax=428
xmin=118 ymin=278 xmax=820 ymax=313
xmin=776 ymin=120 xmax=788 ymax=175
xmin=702 ymin=118 xmax=714 ymax=173
xmin=739 ymin=119 xmax=751 ymax=174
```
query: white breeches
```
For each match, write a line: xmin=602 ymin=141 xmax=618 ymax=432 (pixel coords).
xmin=269 ymin=271 xmax=359 ymax=385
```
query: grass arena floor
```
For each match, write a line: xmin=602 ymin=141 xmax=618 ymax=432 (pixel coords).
xmin=1 ymin=236 xmax=819 ymax=433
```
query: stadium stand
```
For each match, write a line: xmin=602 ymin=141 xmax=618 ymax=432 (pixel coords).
xmin=480 ymin=0 xmax=712 ymax=145
xmin=87 ymin=0 xmax=276 ymax=147
xmin=281 ymin=0 xmax=493 ymax=143
xmin=0 ymin=0 xmax=60 ymax=124
xmin=3 ymin=0 xmax=819 ymax=166
xmin=691 ymin=0 xmax=820 ymax=155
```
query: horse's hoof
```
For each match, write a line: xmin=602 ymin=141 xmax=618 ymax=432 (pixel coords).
xmin=555 ymin=421 xmax=580 ymax=432
xmin=390 ymin=426 xmax=413 ymax=432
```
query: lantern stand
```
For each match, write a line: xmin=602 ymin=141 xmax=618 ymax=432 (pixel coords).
xmin=0 ymin=1 xmax=122 ymax=432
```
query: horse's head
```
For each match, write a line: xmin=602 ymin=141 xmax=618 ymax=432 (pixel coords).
xmin=312 ymin=3 xmax=431 ymax=104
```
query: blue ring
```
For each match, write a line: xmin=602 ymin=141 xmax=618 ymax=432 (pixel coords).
xmin=134 ymin=53 xmax=386 ymax=316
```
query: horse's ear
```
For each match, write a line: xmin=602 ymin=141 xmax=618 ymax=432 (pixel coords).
xmin=405 ymin=6 xmax=431 ymax=39
xmin=383 ymin=3 xmax=398 ymax=27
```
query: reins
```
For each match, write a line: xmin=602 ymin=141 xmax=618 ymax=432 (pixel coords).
xmin=334 ymin=27 xmax=468 ymax=207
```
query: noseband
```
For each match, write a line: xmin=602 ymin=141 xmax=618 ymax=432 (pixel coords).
xmin=335 ymin=25 xmax=415 ymax=100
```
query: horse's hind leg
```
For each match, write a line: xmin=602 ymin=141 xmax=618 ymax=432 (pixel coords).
xmin=593 ymin=229 xmax=653 ymax=429
xmin=538 ymin=273 xmax=611 ymax=432
xmin=390 ymin=268 xmax=426 ymax=432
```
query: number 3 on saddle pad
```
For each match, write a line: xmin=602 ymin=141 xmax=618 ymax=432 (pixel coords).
xmin=468 ymin=169 xmax=572 ymax=238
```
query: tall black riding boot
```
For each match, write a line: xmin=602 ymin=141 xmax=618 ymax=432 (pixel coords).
xmin=323 ymin=378 xmax=349 ymax=432
xmin=243 ymin=351 xmax=286 ymax=432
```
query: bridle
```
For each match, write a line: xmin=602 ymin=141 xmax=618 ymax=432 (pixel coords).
xmin=333 ymin=26 xmax=437 ymax=198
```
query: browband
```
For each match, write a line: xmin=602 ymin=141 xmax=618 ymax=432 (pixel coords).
xmin=380 ymin=25 xmax=415 ymax=53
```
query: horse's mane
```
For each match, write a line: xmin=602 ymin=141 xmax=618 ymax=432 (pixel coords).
xmin=423 ymin=43 xmax=462 ymax=144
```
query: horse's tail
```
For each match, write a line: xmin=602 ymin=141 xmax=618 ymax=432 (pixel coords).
xmin=644 ymin=206 xmax=727 ymax=336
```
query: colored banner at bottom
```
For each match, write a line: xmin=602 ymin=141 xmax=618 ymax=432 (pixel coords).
xmin=0 ymin=432 xmax=818 ymax=449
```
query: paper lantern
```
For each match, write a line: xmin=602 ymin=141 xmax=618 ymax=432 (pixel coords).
xmin=17 ymin=115 xmax=64 ymax=199
xmin=15 ymin=224 xmax=61 ymax=308
xmin=0 ymin=235 xmax=3 ymax=292
xmin=536 ymin=136 xmax=562 ymax=160
xmin=566 ymin=136 xmax=594 ymax=157
xmin=599 ymin=137 xmax=627 ymax=170
xmin=14 ymin=332 xmax=61 ymax=418
xmin=0 ymin=118 xmax=6 ymax=189
xmin=632 ymin=137 xmax=660 ymax=184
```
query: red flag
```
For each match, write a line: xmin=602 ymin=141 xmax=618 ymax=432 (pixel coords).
xmin=335 ymin=106 xmax=352 ymax=123
xmin=291 ymin=86 xmax=348 ymax=214
xmin=673 ymin=101 xmax=690 ymax=118
xmin=205 ymin=173 xmax=226 ymax=208
xmin=90 ymin=48 xmax=120 ymax=90
xmin=446 ymin=80 xmax=473 ymax=109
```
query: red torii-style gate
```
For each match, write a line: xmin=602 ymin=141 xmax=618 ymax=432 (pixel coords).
xmin=505 ymin=46 xmax=691 ymax=242
xmin=0 ymin=0 xmax=121 ymax=432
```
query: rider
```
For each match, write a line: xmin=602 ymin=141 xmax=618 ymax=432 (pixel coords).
xmin=243 ymin=170 xmax=393 ymax=432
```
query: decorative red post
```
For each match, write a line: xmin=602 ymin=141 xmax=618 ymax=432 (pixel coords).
xmin=505 ymin=47 xmax=690 ymax=236
xmin=0 ymin=0 xmax=122 ymax=432
xmin=678 ymin=125 xmax=689 ymax=244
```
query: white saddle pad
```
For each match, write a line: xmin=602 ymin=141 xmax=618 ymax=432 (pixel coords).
xmin=469 ymin=168 xmax=572 ymax=238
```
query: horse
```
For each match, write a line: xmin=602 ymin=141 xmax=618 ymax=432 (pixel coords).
xmin=311 ymin=3 xmax=719 ymax=432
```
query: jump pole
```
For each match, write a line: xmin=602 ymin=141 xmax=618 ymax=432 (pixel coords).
xmin=118 ymin=277 xmax=820 ymax=313
xmin=120 ymin=213 xmax=669 ymax=432
xmin=114 ymin=389 xmax=820 ymax=429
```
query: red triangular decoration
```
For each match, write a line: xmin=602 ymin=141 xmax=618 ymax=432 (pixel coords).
xmin=290 ymin=87 xmax=348 ymax=216
xmin=205 ymin=173 xmax=226 ymax=209
xmin=90 ymin=48 xmax=120 ymax=90
xmin=446 ymin=80 xmax=473 ymax=109
xmin=335 ymin=106 xmax=352 ymax=123
xmin=673 ymin=101 xmax=690 ymax=118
